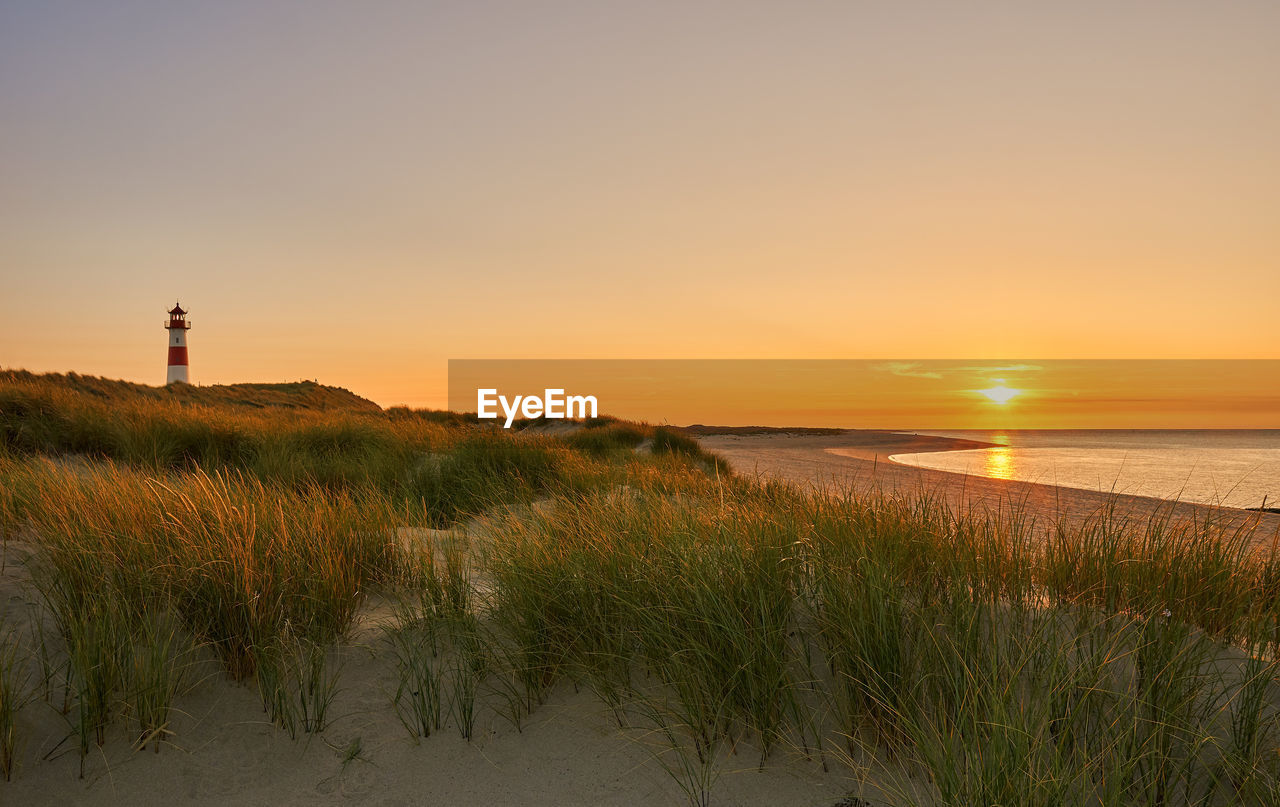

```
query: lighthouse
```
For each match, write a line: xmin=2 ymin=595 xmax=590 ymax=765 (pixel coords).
xmin=164 ymin=302 xmax=191 ymax=384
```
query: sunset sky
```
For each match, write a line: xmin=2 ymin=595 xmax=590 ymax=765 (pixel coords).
xmin=2 ymin=2 xmax=1278 ymax=418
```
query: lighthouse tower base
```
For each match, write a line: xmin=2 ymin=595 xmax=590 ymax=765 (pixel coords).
xmin=167 ymin=365 xmax=190 ymax=385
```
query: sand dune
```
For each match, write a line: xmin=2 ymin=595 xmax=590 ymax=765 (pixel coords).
xmin=0 ymin=533 xmax=860 ymax=807
xmin=6 ymin=431 xmax=1277 ymax=805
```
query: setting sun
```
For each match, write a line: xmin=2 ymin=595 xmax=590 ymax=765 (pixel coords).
xmin=978 ymin=380 xmax=1021 ymax=405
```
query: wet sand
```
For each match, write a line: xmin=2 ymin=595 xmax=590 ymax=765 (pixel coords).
xmin=697 ymin=430 xmax=1280 ymax=541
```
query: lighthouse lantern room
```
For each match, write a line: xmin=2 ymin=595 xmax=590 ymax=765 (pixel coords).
xmin=164 ymin=302 xmax=191 ymax=384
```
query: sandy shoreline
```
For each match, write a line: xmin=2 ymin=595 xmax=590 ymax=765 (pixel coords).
xmin=696 ymin=430 xmax=1280 ymax=540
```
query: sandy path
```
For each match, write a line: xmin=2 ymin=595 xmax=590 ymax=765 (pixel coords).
xmin=697 ymin=431 xmax=1280 ymax=541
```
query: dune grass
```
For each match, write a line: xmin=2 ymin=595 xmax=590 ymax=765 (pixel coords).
xmin=0 ymin=456 xmax=399 ymax=773
xmin=16 ymin=460 xmax=398 ymax=680
xmin=0 ymin=371 xmax=730 ymax=779
xmin=475 ymin=481 xmax=1280 ymax=806
xmin=563 ymin=421 xmax=648 ymax=457
xmin=0 ymin=371 xmax=723 ymax=527
xmin=0 ymin=618 xmax=27 ymax=782
xmin=2 ymin=370 xmax=1279 ymax=803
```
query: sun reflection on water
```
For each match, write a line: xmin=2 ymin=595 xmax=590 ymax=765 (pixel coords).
xmin=983 ymin=435 xmax=1015 ymax=480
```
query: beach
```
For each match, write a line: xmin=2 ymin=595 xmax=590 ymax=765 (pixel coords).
xmin=696 ymin=430 xmax=1280 ymax=540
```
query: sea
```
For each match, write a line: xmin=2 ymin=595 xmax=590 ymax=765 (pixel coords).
xmin=889 ymin=430 xmax=1280 ymax=511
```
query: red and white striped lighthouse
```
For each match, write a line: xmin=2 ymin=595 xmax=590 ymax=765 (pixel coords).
xmin=164 ymin=302 xmax=191 ymax=384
